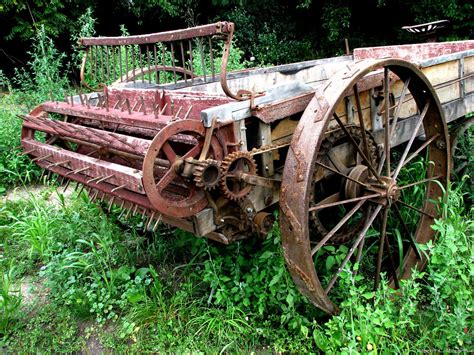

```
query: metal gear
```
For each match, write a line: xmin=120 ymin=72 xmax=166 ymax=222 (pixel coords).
xmin=219 ymin=151 xmax=257 ymax=201
xmin=193 ymin=159 xmax=221 ymax=190
xmin=310 ymin=126 xmax=379 ymax=245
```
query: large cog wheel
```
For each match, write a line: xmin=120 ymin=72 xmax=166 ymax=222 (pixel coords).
xmin=219 ymin=151 xmax=257 ymax=201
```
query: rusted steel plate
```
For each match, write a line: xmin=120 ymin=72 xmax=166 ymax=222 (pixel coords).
xmin=80 ymin=22 xmax=232 ymax=46
xmin=354 ymin=41 xmax=474 ymax=62
xmin=23 ymin=139 xmax=145 ymax=193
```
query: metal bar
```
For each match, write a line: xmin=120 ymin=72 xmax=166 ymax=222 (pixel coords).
xmin=189 ymin=40 xmax=194 ymax=84
xmin=209 ymin=37 xmax=215 ymax=80
xmin=80 ymin=22 xmax=231 ymax=46
xmin=180 ymin=41 xmax=187 ymax=83
xmin=139 ymin=45 xmax=144 ymax=83
xmin=199 ymin=39 xmax=207 ymax=82
xmin=383 ymin=68 xmax=391 ymax=176
xmin=147 ymin=45 xmax=151 ymax=83
xmin=170 ymin=42 xmax=177 ymax=83
xmin=154 ymin=45 xmax=159 ymax=84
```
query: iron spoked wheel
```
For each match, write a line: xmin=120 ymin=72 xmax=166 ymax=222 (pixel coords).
xmin=142 ymin=120 xmax=224 ymax=218
xmin=280 ymin=59 xmax=450 ymax=314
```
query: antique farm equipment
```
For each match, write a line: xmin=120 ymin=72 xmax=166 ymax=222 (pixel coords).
xmin=20 ymin=21 xmax=474 ymax=314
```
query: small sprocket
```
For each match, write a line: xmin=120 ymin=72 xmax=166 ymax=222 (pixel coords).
xmin=193 ymin=159 xmax=221 ymax=190
xmin=219 ymin=151 xmax=257 ymax=201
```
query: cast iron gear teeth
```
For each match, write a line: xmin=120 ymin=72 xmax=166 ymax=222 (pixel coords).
xmin=193 ymin=159 xmax=221 ymax=190
xmin=219 ymin=151 xmax=257 ymax=201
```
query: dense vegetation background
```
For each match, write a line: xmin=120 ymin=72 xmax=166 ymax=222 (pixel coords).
xmin=1 ymin=0 xmax=473 ymax=77
xmin=0 ymin=0 xmax=472 ymax=352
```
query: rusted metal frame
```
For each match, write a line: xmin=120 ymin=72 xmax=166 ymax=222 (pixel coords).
xmin=325 ymin=205 xmax=383 ymax=294
xmin=253 ymin=92 xmax=314 ymax=123
xmin=154 ymin=45 xmax=159 ymax=84
xmin=23 ymin=139 xmax=144 ymax=193
xmin=80 ymin=22 xmax=232 ymax=46
xmin=237 ymin=173 xmax=280 ymax=189
xmin=392 ymin=100 xmax=430 ymax=179
xmin=332 ymin=113 xmax=383 ymax=183
xmin=392 ymin=204 xmax=422 ymax=259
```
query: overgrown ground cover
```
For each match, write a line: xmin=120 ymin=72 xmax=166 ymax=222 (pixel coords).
xmin=0 ymin=21 xmax=473 ymax=353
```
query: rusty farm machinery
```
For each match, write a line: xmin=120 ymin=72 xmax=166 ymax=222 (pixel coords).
xmin=20 ymin=21 xmax=473 ymax=314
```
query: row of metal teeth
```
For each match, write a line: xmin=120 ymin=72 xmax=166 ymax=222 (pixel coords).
xmin=38 ymin=172 xmax=162 ymax=232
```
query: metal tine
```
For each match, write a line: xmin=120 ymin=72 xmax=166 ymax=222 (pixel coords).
xmin=59 ymin=175 xmax=66 ymax=185
xmin=65 ymin=166 xmax=90 ymax=176
xmin=104 ymin=86 xmax=109 ymax=112
xmin=70 ymin=92 xmax=74 ymax=106
xmin=122 ymin=98 xmax=132 ymax=115
xmin=111 ymin=184 xmax=127 ymax=193
xmin=154 ymin=44 xmax=159 ymax=84
xmin=46 ymin=159 xmax=70 ymax=169
xmin=199 ymin=39 xmax=207 ymax=82
xmin=132 ymin=204 xmax=139 ymax=216
xmin=91 ymin=189 xmax=99 ymax=201
xmin=189 ymin=40 xmax=194 ymax=84
xmin=32 ymin=153 xmax=53 ymax=162
xmin=146 ymin=211 xmax=156 ymax=230
xmin=209 ymin=37 xmax=215 ymax=80
xmin=174 ymin=106 xmax=183 ymax=119
xmin=46 ymin=170 xmax=53 ymax=181
xmin=22 ymin=148 xmax=36 ymax=155
xmin=113 ymin=95 xmax=122 ymax=109
xmin=159 ymin=103 xmax=168 ymax=115
xmin=180 ymin=41 xmax=187 ymax=84
xmin=124 ymin=204 xmax=133 ymax=219
xmin=140 ymin=96 xmax=146 ymax=115
xmin=147 ymin=45 xmax=151 ymax=83
xmin=170 ymin=42 xmax=177 ymax=83
xmin=152 ymin=214 xmax=162 ymax=232
xmin=64 ymin=93 xmax=70 ymax=105
xmin=87 ymin=175 xmax=103 ymax=184
xmin=96 ymin=174 xmax=115 ymax=184
xmin=132 ymin=100 xmax=140 ymax=111
xmin=77 ymin=184 xmax=86 ymax=196
xmin=107 ymin=196 xmax=116 ymax=212
xmin=183 ymin=105 xmax=193 ymax=120
xmin=117 ymin=199 xmax=126 ymax=218
xmin=78 ymin=92 xmax=85 ymax=106
xmin=139 ymin=45 xmax=144 ymax=83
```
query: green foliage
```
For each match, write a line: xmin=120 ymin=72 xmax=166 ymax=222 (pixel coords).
xmin=0 ymin=263 xmax=22 ymax=337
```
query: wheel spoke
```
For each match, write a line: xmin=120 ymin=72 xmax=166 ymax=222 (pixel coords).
xmin=162 ymin=142 xmax=177 ymax=163
xmin=374 ymin=207 xmax=389 ymax=289
xmin=315 ymin=160 xmax=372 ymax=190
xmin=392 ymin=100 xmax=431 ymax=179
xmin=156 ymin=169 xmax=177 ymax=192
xmin=181 ymin=141 xmax=204 ymax=160
xmin=384 ymin=230 xmax=400 ymax=288
xmin=325 ymin=204 xmax=383 ymax=293
xmin=401 ymin=133 xmax=440 ymax=169
xmin=393 ymin=204 xmax=422 ymax=259
xmin=353 ymin=84 xmax=370 ymax=158
xmin=383 ymin=67 xmax=391 ymax=177
xmin=309 ymin=192 xmax=380 ymax=212
xmin=399 ymin=175 xmax=442 ymax=190
xmin=311 ymin=199 xmax=367 ymax=256
xmin=396 ymin=199 xmax=435 ymax=219
xmin=333 ymin=113 xmax=383 ymax=183
xmin=378 ymin=77 xmax=412 ymax=175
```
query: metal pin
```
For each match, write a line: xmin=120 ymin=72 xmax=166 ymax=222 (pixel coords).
xmin=183 ymin=105 xmax=193 ymax=120
xmin=152 ymin=214 xmax=162 ymax=231
xmin=146 ymin=211 xmax=156 ymax=230
xmin=77 ymin=184 xmax=86 ymax=196
xmin=87 ymin=176 xmax=102 ymax=184
xmin=174 ymin=106 xmax=183 ymax=119
xmin=63 ymin=179 xmax=71 ymax=192
xmin=46 ymin=159 xmax=70 ymax=169
xmin=132 ymin=204 xmax=139 ymax=216
xmin=21 ymin=149 xmax=36 ymax=156
xmin=66 ymin=166 xmax=91 ymax=176
xmin=111 ymin=184 xmax=127 ymax=193
xmin=46 ymin=170 xmax=52 ymax=181
xmin=91 ymin=189 xmax=99 ymax=201
xmin=107 ymin=196 xmax=116 ymax=212
xmin=32 ymin=153 xmax=54 ymax=162
xmin=96 ymin=174 xmax=114 ymax=184
xmin=159 ymin=103 xmax=168 ymax=115
xmin=124 ymin=205 xmax=133 ymax=219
